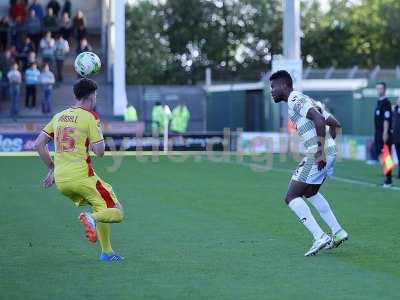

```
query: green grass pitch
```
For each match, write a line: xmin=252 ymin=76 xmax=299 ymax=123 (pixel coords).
xmin=1 ymin=154 xmax=399 ymax=299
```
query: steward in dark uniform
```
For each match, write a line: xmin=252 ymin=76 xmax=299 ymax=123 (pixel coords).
xmin=391 ymin=101 xmax=400 ymax=178
xmin=374 ymin=82 xmax=392 ymax=186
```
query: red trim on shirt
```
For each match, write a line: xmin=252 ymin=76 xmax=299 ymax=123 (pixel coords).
xmin=91 ymin=139 xmax=104 ymax=145
xmin=95 ymin=180 xmax=116 ymax=208
xmin=85 ymin=138 xmax=94 ymax=177
xmin=71 ymin=106 xmax=100 ymax=120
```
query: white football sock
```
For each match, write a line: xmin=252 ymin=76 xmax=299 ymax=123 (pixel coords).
xmin=307 ymin=193 xmax=342 ymax=234
xmin=288 ymin=197 xmax=324 ymax=240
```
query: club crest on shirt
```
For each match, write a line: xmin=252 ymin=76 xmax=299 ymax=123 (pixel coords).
xmin=294 ymin=101 xmax=304 ymax=112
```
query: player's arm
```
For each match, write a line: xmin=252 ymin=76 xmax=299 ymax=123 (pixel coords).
xmin=326 ymin=115 xmax=341 ymax=128
xmin=383 ymin=102 xmax=391 ymax=143
xmin=306 ymin=108 xmax=326 ymax=140
xmin=383 ymin=121 xmax=389 ymax=143
xmin=325 ymin=114 xmax=341 ymax=139
xmin=88 ymin=113 xmax=105 ymax=157
xmin=34 ymin=131 xmax=55 ymax=188
xmin=306 ymin=108 xmax=327 ymax=170
xmin=34 ymin=132 xmax=54 ymax=170
xmin=91 ymin=140 xmax=105 ymax=157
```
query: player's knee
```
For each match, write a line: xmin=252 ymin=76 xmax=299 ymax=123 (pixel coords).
xmin=118 ymin=209 xmax=124 ymax=222
xmin=284 ymin=195 xmax=294 ymax=205
xmin=115 ymin=202 xmax=124 ymax=222
xmin=304 ymin=191 xmax=318 ymax=198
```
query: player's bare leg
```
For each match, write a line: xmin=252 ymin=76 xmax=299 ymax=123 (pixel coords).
xmin=304 ymin=184 xmax=349 ymax=249
xmin=285 ymin=180 xmax=330 ymax=256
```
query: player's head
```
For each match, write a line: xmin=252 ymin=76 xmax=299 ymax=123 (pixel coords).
xmin=376 ymin=81 xmax=386 ymax=97
xmin=269 ymin=70 xmax=293 ymax=103
xmin=73 ymin=78 xmax=98 ymax=110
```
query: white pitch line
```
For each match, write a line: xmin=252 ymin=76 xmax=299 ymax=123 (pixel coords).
xmin=224 ymin=160 xmax=400 ymax=192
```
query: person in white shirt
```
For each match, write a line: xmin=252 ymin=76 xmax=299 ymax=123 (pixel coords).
xmin=7 ymin=62 xmax=22 ymax=117
xmin=54 ymin=35 xmax=70 ymax=82
xmin=40 ymin=63 xmax=55 ymax=113
xmin=269 ymin=70 xmax=348 ymax=257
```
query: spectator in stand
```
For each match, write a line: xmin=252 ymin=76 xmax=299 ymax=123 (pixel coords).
xmin=0 ymin=49 xmax=14 ymax=73
xmin=62 ymin=0 xmax=71 ymax=18
xmin=40 ymin=63 xmax=55 ymax=113
xmin=76 ymin=37 xmax=92 ymax=55
xmin=0 ymin=17 xmax=10 ymax=51
xmin=0 ymin=49 xmax=13 ymax=71
xmin=25 ymin=61 xmax=40 ymax=109
xmin=59 ymin=12 xmax=72 ymax=42
xmin=54 ymin=34 xmax=69 ymax=82
xmin=26 ymin=9 xmax=42 ymax=51
xmin=46 ymin=0 xmax=60 ymax=18
xmin=7 ymin=62 xmax=22 ymax=117
xmin=19 ymin=36 xmax=35 ymax=71
xmin=10 ymin=0 xmax=27 ymax=22
xmin=75 ymin=38 xmax=92 ymax=78
xmin=0 ymin=49 xmax=14 ymax=101
xmin=10 ymin=15 xmax=25 ymax=50
xmin=43 ymin=7 xmax=58 ymax=35
xmin=39 ymin=31 xmax=55 ymax=67
xmin=73 ymin=10 xmax=87 ymax=45
xmin=27 ymin=50 xmax=37 ymax=66
xmin=9 ymin=45 xmax=18 ymax=61
xmin=29 ymin=0 xmax=44 ymax=21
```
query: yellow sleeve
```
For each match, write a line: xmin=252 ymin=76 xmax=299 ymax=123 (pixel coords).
xmin=88 ymin=114 xmax=104 ymax=144
xmin=42 ymin=117 xmax=55 ymax=139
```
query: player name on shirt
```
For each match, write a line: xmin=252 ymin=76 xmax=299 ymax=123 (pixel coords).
xmin=58 ymin=115 xmax=78 ymax=123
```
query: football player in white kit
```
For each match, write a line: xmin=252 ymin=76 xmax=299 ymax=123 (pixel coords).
xmin=269 ymin=70 xmax=348 ymax=256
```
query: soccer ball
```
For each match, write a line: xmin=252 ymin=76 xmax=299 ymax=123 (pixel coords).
xmin=74 ymin=52 xmax=101 ymax=77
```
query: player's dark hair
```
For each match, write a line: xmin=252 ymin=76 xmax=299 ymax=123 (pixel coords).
xmin=73 ymin=78 xmax=98 ymax=100
xmin=269 ymin=70 xmax=293 ymax=88
xmin=377 ymin=81 xmax=386 ymax=90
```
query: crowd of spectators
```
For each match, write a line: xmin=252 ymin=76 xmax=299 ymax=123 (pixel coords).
xmin=0 ymin=0 xmax=93 ymax=116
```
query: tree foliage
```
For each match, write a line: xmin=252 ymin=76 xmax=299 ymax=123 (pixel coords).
xmin=126 ymin=0 xmax=400 ymax=84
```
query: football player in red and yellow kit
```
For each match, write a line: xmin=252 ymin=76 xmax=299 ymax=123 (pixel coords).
xmin=35 ymin=78 xmax=124 ymax=261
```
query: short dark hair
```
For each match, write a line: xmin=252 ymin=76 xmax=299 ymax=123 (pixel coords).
xmin=73 ymin=78 xmax=98 ymax=100
xmin=269 ymin=70 xmax=293 ymax=88
xmin=377 ymin=81 xmax=386 ymax=90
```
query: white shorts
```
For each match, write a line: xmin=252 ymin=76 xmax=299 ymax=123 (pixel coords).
xmin=291 ymin=155 xmax=336 ymax=185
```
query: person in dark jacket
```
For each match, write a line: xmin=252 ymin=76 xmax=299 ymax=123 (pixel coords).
xmin=392 ymin=97 xmax=400 ymax=178
xmin=0 ymin=17 xmax=10 ymax=51
xmin=62 ymin=0 xmax=71 ymax=18
xmin=374 ymin=82 xmax=393 ymax=187
xmin=46 ymin=0 xmax=60 ymax=17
